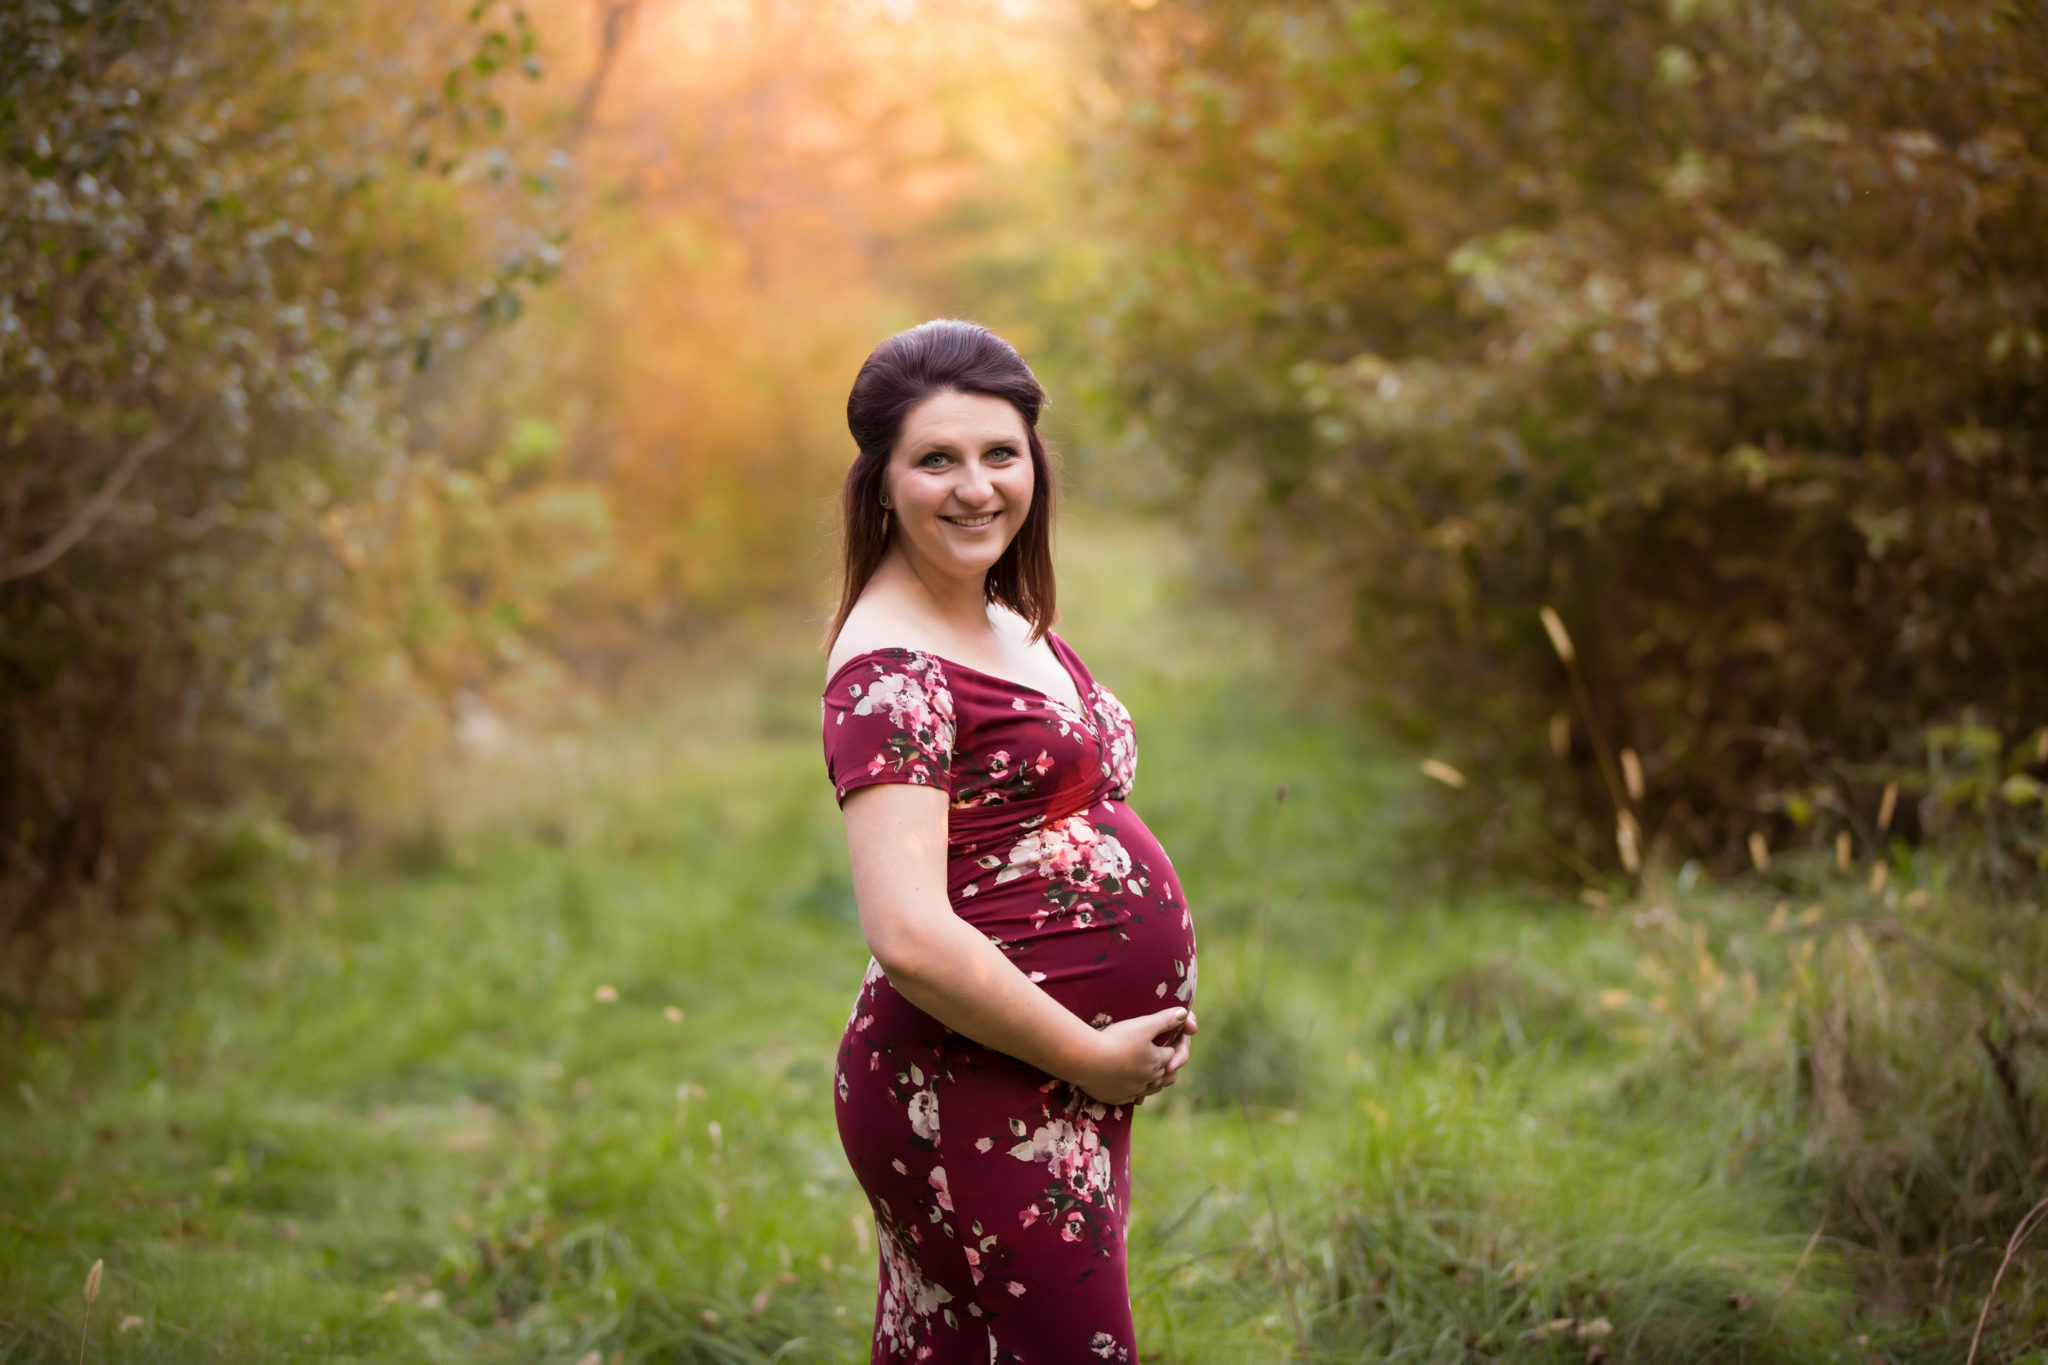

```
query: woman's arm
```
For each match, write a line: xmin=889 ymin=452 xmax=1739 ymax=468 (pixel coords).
xmin=843 ymin=782 xmax=1193 ymax=1106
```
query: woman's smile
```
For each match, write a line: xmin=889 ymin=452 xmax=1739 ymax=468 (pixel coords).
xmin=942 ymin=512 xmax=998 ymax=528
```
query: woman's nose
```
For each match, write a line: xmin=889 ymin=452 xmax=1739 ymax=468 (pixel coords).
xmin=953 ymin=459 xmax=996 ymax=504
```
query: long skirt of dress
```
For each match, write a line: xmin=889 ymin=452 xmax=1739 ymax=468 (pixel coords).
xmin=837 ymin=967 xmax=1137 ymax=1364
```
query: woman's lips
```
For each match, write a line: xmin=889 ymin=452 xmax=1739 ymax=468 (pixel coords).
xmin=942 ymin=513 xmax=997 ymax=528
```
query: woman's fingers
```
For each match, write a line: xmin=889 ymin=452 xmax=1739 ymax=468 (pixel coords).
xmin=1138 ymin=1005 xmax=1191 ymax=1047
xmin=1165 ymin=1032 xmax=1193 ymax=1074
xmin=1080 ymin=1008 xmax=1192 ymax=1105
xmin=1141 ymin=1005 xmax=1189 ymax=1035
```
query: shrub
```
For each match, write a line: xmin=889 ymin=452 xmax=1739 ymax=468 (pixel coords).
xmin=1092 ymin=0 xmax=2048 ymax=880
xmin=0 ymin=0 xmax=560 ymax=997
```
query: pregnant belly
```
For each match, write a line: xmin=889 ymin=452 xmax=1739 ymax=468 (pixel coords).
xmin=947 ymin=799 xmax=1197 ymax=1029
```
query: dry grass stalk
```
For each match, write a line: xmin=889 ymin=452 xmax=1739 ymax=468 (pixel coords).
xmin=1836 ymin=831 xmax=1851 ymax=870
xmin=1539 ymin=605 xmax=1575 ymax=663
xmin=1420 ymin=759 xmax=1466 ymax=789
xmin=1967 ymin=1193 xmax=2048 ymax=1365
xmin=1878 ymin=781 xmax=1899 ymax=833
xmin=79 ymin=1258 xmax=102 ymax=1365
xmin=1616 ymin=811 xmax=1642 ymax=874
xmin=1620 ymin=747 xmax=1645 ymax=802
xmin=1769 ymin=1219 xmax=1824 ymax=1330
xmin=1551 ymin=711 xmax=1570 ymax=758
xmin=1231 ymin=1096 xmax=1312 ymax=1362
xmin=1535 ymin=606 xmax=1631 ymax=837
xmin=1748 ymin=832 xmax=1770 ymax=872
xmin=1869 ymin=862 xmax=1888 ymax=897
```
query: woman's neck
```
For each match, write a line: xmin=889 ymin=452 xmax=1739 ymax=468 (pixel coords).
xmin=870 ymin=544 xmax=996 ymax=646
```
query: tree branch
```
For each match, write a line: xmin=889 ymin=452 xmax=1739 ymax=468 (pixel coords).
xmin=0 ymin=409 xmax=203 ymax=585
xmin=569 ymin=0 xmax=645 ymax=139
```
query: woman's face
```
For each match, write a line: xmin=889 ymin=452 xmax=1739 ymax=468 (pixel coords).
xmin=882 ymin=389 xmax=1035 ymax=583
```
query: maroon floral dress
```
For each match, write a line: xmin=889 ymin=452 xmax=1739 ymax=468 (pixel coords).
xmin=823 ymin=635 xmax=1197 ymax=1364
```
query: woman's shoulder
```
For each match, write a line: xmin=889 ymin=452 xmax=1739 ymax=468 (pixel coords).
xmin=827 ymin=585 xmax=985 ymax=682
xmin=825 ymin=622 xmax=952 ymax=693
xmin=825 ymin=642 xmax=946 ymax=690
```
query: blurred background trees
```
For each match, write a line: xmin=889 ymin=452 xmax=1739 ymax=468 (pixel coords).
xmin=0 ymin=0 xmax=565 ymax=996
xmin=0 ymin=0 xmax=1076 ymax=1005
xmin=3 ymin=0 xmax=2043 ymax=971
xmin=528 ymin=0 xmax=1079 ymax=639
xmin=1091 ymin=0 xmax=2047 ymax=885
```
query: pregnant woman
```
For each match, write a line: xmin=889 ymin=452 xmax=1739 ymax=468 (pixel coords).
xmin=823 ymin=320 xmax=1198 ymax=1363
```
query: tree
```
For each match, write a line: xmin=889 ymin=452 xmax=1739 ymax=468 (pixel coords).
xmin=1096 ymin=0 xmax=2048 ymax=879
xmin=0 ymin=0 xmax=556 ymax=996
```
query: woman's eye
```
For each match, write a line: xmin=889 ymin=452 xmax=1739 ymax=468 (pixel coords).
xmin=987 ymin=446 xmax=1018 ymax=462
xmin=919 ymin=452 xmax=950 ymax=468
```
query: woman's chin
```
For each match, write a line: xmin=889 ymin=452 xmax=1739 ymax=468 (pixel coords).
xmin=950 ymin=551 xmax=1009 ymax=580
xmin=907 ymin=536 xmax=1012 ymax=581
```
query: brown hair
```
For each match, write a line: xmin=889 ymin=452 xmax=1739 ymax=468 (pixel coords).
xmin=827 ymin=319 xmax=1058 ymax=647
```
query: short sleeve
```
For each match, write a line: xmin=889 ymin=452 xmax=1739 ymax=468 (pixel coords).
xmin=821 ymin=650 xmax=956 ymax=805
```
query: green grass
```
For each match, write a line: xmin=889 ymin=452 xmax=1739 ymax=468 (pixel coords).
xmin=0 ymin=516 xmax=1898 ymax=1363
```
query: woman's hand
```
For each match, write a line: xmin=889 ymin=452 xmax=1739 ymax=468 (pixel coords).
xmin=1150 ymin=1008 xmax=1199 ymax=1098
xmin=1074 ymin=1006 xmax=1199 ymax=1106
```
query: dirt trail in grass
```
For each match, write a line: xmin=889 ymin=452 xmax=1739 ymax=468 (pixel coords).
xmin=1 ymin=515 xmax=1849 ymax=1364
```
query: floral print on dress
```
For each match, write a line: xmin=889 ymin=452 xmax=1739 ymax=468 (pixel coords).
xmin=877 ymin=1221 xmax=955 ymax=1358
xmin=1003 ymin=1086 xmax=1124 ymax=1257
xmin=824 ymin=633 xmax=1193 ymax=1364
xmin=951 ymin=747 xmax=1056 ymax=808
xmin=1090 ymin=1330 xmax=1132 ymax=1361
xmin=829 ymin=651 xmax=954 ymax=799
xmin=1087 ymin=684 xmax=1139 ymax=798
xmin=981 ymin=812 xmax=1148 ymax=934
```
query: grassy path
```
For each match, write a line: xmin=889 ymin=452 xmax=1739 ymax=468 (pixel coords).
xmin=1 ymin=518 xmax=1851 ymax=1363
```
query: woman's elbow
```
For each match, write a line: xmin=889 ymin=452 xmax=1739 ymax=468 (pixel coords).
xmin=863 ymin=916 xmax=940 ymax=985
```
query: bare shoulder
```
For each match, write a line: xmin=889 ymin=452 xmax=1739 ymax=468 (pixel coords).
xmin=826 ymin=592 xmax=945 ymax=682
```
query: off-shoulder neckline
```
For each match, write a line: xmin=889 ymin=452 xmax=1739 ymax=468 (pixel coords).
xmin=826 ymin=635 xmax=1092 ymax=714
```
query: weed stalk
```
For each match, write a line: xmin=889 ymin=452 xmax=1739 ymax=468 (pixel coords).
xmin=1239 ymin=781 xmax=1308 ymax=1360
xmin=1967 ymin=1192 xmax=2048 ymax=1365
xmin=1253 ymin=783 xmax=1288 ymax=1017
xmin=79 ymin=1258 xmax=101 ymax=1365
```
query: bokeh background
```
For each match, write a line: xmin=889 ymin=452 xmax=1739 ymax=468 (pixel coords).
xmin=3 ymin=1 xmax=2046 ymax=1360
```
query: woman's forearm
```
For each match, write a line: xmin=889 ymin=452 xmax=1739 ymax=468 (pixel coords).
xmin=871 ymin=909 xmax=1106 ymax=1081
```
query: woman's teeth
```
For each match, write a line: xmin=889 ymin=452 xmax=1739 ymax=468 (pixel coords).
xmin=944 ymin=514 xmax=996 ymax=528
